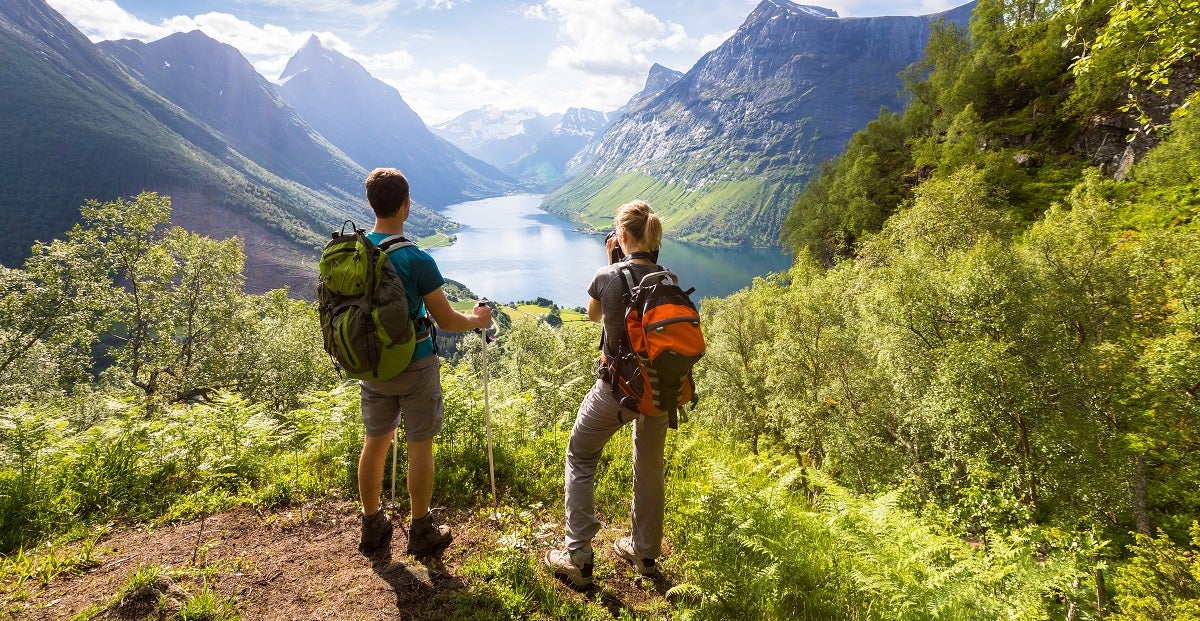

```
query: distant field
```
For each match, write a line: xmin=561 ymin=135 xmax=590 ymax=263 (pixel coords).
xmin=446 ymin=301 xmax=587 ymax=324
xmin=418 ymin=233 xmax=455 ymax=249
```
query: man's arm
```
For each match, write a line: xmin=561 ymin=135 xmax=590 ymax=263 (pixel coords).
xmin=587 ymin=297 xmax=601 ymax=322
xmin=424 ymin=287 xmax=491 ymax=332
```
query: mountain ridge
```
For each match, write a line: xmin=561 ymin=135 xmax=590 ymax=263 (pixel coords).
xmin=0 ymin=0 xmax=374 ymax=292
xmin=542 ymin=0 xmax=976 ymax=247
xmin=276 ymin=35 xmax=517 ymax=208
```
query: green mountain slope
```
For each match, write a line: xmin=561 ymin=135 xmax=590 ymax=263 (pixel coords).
xmin=781 ymin=0 xmax=1199 ymax=262
xmin=0 ymin=0 xmax=371 ymax=292
xmin=542 ymin=0 xmax=974 ymax=247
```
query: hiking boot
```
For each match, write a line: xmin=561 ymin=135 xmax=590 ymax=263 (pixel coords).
xmin=614 ymin=537 xmax=657 ymax=575
xmin=544 ymin=547 xmax=593 ymax=589
xmin=358 ymin=509 xmax=393 ymax=556
xmin=406 ymin=510 xmax=452 ymax=558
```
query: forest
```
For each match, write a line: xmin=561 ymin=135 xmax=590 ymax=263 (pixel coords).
xmin=2 ymin=0 xmax=1199 ymax=618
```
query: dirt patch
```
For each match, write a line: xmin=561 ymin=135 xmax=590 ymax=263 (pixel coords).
xmin=5 ymin=499 xmax=677 ymax=620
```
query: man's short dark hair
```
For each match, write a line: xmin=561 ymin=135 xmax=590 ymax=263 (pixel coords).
xmin=365 ymin=168 xmax=409 ymax=218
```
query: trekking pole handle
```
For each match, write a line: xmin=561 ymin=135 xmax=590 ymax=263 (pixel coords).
xmin=473 ymin=299 xmax=498 ymax=343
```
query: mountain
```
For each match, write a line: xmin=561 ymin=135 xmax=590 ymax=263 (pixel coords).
xmin=506 ymin=107 xmax=618 ymax=189
xmin=96 ymin=30 xmax=445 ymax=239
xmin=434 ymin=105 xmax=616 ymax=190
xmin=275 ymin=36 xmax=515 ymax=208
xmin=98 ymin=31 xmax=362 ymax=197
xmin=433 ymin=106 xmax=560 ymax=169
xmin=542 ymin=0 xmax=976 ymax=247
xmin=0 ymin=0 xmax=368 ymax=292
xmin=624 ymin=63 xmax=686 ymax=113
xmin=564 ymin=64 xmax=685 ymax=178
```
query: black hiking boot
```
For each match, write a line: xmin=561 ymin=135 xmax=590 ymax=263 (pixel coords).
xmin=358 ymin=509 xmax=393 ymax=556
xmin=406 ymin=510 xmax=452 ymax=559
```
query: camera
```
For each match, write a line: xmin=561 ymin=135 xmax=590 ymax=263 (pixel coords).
xmin=606 ymin=230 xmax=625 ymax=263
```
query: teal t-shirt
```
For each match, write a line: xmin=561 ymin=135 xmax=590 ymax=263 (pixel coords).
xmin=366 ymin=232 xmax=445 ymax=361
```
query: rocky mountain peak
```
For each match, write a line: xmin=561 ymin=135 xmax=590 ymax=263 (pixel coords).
xmin=280 ymin=35 xmax=360 ymax=83
xmin=747 ymin=0 xmax=838 ymax=24
xmin=543 ymin=1 xmax=975 ymax=247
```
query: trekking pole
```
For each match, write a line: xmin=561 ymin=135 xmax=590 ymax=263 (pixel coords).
xmin=474 ymin=300 xmax=500 ymax=519
xmin=390 ymin=427 xmax=398 ymax=507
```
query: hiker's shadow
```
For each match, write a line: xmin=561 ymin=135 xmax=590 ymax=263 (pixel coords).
xmin=566 ymin=572 xmax=678 ymax=618
xmin=368 ymin=550 xmax=465 ymax=615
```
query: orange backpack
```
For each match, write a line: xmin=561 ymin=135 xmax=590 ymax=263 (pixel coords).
xmin=600 ymin=263 xmax=705 ymax=428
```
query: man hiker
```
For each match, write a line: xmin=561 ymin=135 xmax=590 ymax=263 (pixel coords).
xmin=356 ymin=167 xmax=492 ymax=558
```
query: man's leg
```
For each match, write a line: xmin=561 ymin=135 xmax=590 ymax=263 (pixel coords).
xmin=358 ymin=430 xmax=395 ymax=516
xmin=357 ymin=429 xmax=396 ymax=555
xmin=407 ymin=437 xmax=434 ymax=520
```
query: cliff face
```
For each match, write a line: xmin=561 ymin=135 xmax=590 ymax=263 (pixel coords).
xmin=544 ymin=0 xmax=976 ymax=247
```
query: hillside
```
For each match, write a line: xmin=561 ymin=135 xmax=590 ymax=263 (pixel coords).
xmin=98 ymin=31 xmax=365 ymax=200
xmin=0 ymin=0 xmax=371 ymax=292
xmin=541 ymin=0 xmax=974 ymax=247
xmin=275 ymin=36 xmax=518 ymax=209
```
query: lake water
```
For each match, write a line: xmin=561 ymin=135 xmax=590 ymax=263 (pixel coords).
xmin=426 ymin=194 xmax=793 ymax=309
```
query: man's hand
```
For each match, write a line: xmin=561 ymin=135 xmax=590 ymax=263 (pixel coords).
xmin=472 ymin=300 xmax=494 ymax=330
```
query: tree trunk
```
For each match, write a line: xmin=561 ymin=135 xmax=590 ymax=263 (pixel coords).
xmin=1133 ymin=452 xmax=1151 ymax=536
xmin=1095 ymin=564 xmax=1108 ymax=617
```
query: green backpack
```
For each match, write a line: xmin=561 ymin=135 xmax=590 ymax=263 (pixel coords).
xmin=317 ymin=221 xmax=417 ymax=381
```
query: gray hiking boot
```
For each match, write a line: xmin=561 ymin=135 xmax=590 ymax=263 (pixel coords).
xmin=406 ymin=510 xmax=452 ymax=558
xmin=358 ymin=509 xmax=393 ymax=556
xmin=614 ymin=537 xmax=657 ymax=575
xmin=544 ymin=547 xmax=593 ymax=589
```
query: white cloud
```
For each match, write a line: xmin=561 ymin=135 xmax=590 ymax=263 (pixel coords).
xmin=386 ymin=63 xmax=529 ymax=124
xmin=531 ymin=0 xmax=713 ymax=80
xmin=45 ymin=0 xmax=172 ymax=41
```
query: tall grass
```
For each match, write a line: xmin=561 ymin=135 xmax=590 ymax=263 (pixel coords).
xmin=663 ymin=430 xmax=1099 ymax=620
xmin=0 ymin=386 xmax=362 ymax=552
xmin=1 ymin=315 xmax=1118 ymax=618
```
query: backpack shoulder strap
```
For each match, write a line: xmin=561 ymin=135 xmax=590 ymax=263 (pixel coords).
xmin=618 ymin=265 xmax=639 ymax=300
xmin=377 ymin=234 xmax=417 ymax=254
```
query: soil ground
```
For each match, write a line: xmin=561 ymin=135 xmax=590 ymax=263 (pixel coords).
xmin=4 ymin=497 xmax=677 ymax=620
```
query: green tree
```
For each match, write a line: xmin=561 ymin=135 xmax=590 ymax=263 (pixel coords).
xmin=0 ymin=237 xmax=108 ymax=404
xmin=1111 ymin=524 xmax=1200 ymax=620
xmin=72 ymin=194 xmax=247 ymax=402
xmin=229 ymin=290 xmax=340 ymax=412
xmin=1067 ymin=0 xmax=1200 ymax=128
xmin=696 ymin=282 xmax=776 ymax=454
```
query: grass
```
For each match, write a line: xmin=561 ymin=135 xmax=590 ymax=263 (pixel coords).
xmin=0 ymin=318 xmax=1106 ymax=621
xmin=418 ymin=232 xmax=456 ymax=249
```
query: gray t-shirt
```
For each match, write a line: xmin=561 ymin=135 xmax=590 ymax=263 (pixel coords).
xmin=588 ymin=261 xmax=662 ymax=357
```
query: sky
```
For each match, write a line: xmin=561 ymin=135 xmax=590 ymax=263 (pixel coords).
xmin=45 ymin=0 xmax=967 ymax=125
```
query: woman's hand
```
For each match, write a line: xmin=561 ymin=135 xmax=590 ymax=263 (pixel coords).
xmin=605 ymin=231 xmax=622 ymax=265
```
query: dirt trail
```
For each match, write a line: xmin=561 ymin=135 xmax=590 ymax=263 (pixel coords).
xmin=5 ymin=498 xmax=675 ymax=620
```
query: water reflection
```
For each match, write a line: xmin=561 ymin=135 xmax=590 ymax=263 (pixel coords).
xmin=427 ymin=194 xmax=792 ymax=309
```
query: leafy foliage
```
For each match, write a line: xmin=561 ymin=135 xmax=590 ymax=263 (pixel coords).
xmin=1067 ymin=0 xmax=1200 ymax=128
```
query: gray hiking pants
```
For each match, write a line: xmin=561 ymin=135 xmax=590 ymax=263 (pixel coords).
xmin=564 ymin=378 xmax=669 ymax=561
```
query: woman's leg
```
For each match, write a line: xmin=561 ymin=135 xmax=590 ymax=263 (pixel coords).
xmin=564 ymin=379 xmax=626 ymax=556
xmin=630 ymin=411 xmax=669 ymax=559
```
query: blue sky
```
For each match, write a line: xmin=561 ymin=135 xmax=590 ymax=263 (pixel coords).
xmin=45 ymin=0 xmax=967 ymax=124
